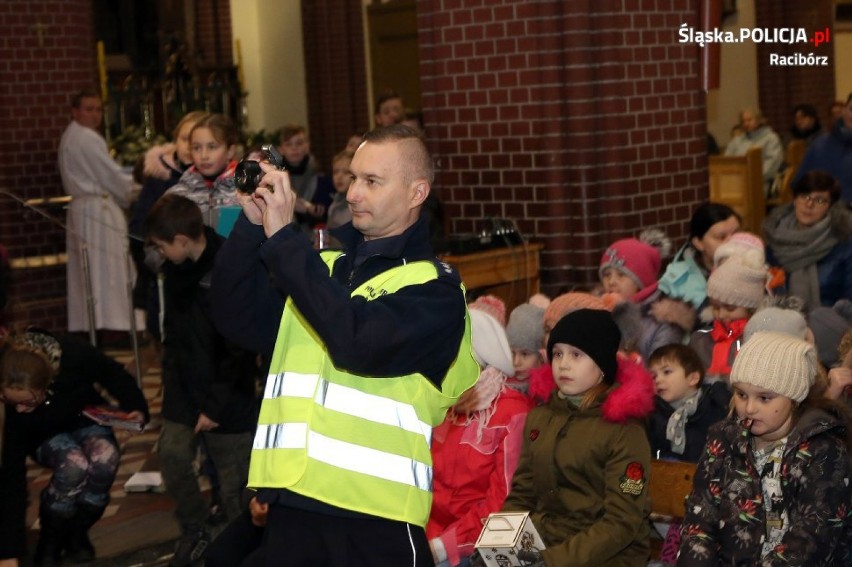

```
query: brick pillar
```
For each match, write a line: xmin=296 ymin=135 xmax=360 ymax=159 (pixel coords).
xmin=0 ymin=0 xmax=97 ymax=331
xmin=754 ymin=0 xmax=835 ymax=135
xmin=302 ymin=0 xmax=369 ymax=172
xmin=418 ymin=0 xmax=707 ymax=295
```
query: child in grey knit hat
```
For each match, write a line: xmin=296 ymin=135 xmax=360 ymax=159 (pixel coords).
xmin=505 ymin=303 xmax=546 ymax=394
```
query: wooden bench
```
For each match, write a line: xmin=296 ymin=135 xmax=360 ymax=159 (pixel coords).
xmin=767 ymin=139 xmax=806 ymax=207
xmin=709 ymin=146 xmax=765 ymax=233
xmin=648 ymin=459 xmax=697 ymax=560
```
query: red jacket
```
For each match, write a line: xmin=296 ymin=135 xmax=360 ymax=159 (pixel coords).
xmin=427 ymin=386 xmax=532 ymax=565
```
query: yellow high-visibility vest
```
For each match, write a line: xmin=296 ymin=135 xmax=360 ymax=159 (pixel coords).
xmin=249 ymin=250 xmax=478 ymax=526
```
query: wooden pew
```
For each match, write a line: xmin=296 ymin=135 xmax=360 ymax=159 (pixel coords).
xmin=648 ymin=459 xmax=697 ymax=560
xmin=708 ymin=146 xmax=765 ymax=233
xmin=768 ymin=138 xmax=806 ymax=206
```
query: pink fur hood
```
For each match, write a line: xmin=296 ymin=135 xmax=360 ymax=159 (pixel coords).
xmin=528 ymin=354 xmax=655 ymax=424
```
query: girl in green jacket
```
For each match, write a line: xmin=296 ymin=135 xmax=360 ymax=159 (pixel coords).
xmin=501 ymin=308 xmax=655 ymax=567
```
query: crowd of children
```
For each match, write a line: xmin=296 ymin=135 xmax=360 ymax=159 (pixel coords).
xmin=5 ymin=101 xmax=852 ymax=567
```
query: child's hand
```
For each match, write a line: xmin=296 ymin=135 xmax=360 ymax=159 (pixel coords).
xmin=249 ymin=496 xmax=269 ymax=527
xmin=126 ymin=410 xmax=146 ymax=432
xmin=194 ymin=413 xmax=220 ymax=433
xmin=827 ymin=367 xmax=852 ymax=400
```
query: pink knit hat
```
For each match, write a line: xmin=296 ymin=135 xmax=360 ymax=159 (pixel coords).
xmin=468 ymin=295 xmax=507 ymax=327
xmin=599 ymin=238 xmax=661 ymax=302
xmin=713 ymin=232 xmax=765 ymax=268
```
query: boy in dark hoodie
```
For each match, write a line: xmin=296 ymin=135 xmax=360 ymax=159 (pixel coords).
xmin=146 ymin=194 xmax=258 ymax=567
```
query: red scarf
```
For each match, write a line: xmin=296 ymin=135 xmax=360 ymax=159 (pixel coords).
xmin=708 ymin=318 xmax=748 ymax=375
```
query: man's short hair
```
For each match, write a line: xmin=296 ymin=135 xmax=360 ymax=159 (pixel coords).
xmin=278 ymin=124 xmax=307 ymax=145
xmin=70 ymin=89 xmax=100 ymax=109
xmin=647 ymin=343 xmax=706 ymax=383
xmin=145 ymin=194 xmax=204 ymax=242
xmin=362 ymin=124 xmax=434 ymax=185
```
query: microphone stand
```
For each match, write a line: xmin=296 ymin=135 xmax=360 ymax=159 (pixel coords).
xmin=0 ymin=188 xmax=143 ymax=386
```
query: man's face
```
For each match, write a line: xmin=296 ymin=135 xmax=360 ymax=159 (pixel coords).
xmin=375 ymin=98 xmax=404 ymax=127
xmin=741 ymin=111 xmax=758 ymax=133
xmin=347 ymin=140 xmax=425 ymax=241
xmin=794 ymin=110 xmax=815 ymax=132
xmin=72 ymin=96 xmax=103 ymax=130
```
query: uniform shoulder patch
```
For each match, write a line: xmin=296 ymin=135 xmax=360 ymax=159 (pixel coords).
xmin=428 ymin=258 xmax=461 ymax=284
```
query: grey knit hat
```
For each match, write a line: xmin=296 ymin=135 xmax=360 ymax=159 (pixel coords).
xmin=730 ymin=331 xmax=817 ymax=402
xmin=706 ymin=254 xmax=767 ymax=309
xmin=506 ymin=303 xmax=545 ymax=353
xmin=744 ymin=307 xmax=808 ymax=342
xmin=809 ymin=301 xmax=852 ymax=367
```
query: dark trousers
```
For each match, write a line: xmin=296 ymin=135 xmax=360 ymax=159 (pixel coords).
xmin=244 ymin=505 xmax=433 ymax=567
xmin=205 ymin=510 xmax=263 ymax=567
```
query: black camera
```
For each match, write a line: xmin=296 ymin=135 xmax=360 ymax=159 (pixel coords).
xmin=234 ymin=144 xmax=286 ymax=193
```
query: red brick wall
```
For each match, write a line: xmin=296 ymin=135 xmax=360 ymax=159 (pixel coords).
xmin=302 ymin=0 xmax=370 ymax=172
xmin=418 ymin=0 xmax=707 ymax=295
xmin=194 ymin=0 xmax=233 ymax=67
xmin=755 ymin=0 xmax=835 ymax=136
xmin=0 ymin=0 xmax=96 ymax=331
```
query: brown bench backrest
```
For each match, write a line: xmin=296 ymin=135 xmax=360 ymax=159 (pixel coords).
xmin=709 ymin=146 xmax=764 ymax=233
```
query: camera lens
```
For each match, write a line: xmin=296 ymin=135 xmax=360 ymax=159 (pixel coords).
xmin=234 ymin=160 xmax=263 ymax=193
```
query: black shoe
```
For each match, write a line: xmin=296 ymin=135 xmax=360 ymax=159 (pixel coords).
xmin=169 ymin=526 xmax=211 ymax=567
xmin=67 ymin=532 xmax=95 ymax=563
xmin=65 ymin=503 xmax=105 ymax=563
xmin=34 ymin=508 xmax=68 ymax=567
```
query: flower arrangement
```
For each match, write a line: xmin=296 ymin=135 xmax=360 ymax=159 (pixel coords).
xmin=110 ymin=125 xmax=168 ymax=167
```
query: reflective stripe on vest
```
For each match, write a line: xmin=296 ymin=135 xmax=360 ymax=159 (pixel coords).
xmin=248 ymin=250 xmax=479 ymax=526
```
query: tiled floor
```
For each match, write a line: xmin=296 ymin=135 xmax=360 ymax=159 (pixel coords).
xmin=21 ymin=342 xmax=184 ymax=566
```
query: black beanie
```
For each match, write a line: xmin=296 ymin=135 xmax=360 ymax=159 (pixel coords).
xmin=547 ymin=309 xmax=621 ymax=383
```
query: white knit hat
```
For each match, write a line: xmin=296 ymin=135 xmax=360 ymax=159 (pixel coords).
xmin=706 ymin=254 xmax=767 ymax=309
xmin=469 ymin=309 xmax=514 ymax=376
xmin=730 ymin=331 xmax=817 ymax=402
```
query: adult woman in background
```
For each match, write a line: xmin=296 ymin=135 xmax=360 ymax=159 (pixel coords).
xmin=653 ymin=203 xmax=741 ymax=334
xmin=764 ymin=170 xmax=852 ymax=308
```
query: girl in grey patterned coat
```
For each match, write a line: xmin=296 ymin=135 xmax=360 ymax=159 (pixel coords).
xmin=678 ymin=332 xmax=851 ymax=566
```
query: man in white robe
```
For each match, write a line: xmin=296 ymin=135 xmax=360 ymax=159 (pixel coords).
xmin=58 ymin=90 xmax=134 ymax=336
